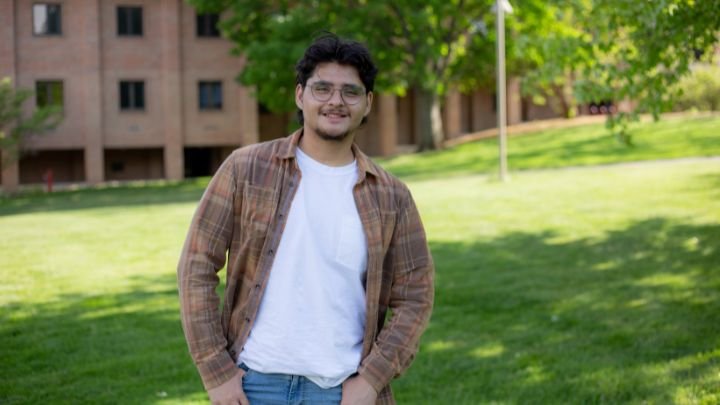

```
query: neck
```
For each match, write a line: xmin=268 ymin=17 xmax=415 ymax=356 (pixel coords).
xmin=298 ymin=127 xmax=356 ymax=166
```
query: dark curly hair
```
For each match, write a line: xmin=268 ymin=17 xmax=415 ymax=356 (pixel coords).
xmin=295 ymin=33 xmax=378 ymax=125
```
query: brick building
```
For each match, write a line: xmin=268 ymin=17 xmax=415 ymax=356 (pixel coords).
xmin=0 ymin=0 xmax=559 ymax=192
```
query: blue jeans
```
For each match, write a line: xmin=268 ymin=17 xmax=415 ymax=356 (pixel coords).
xmin=239 ymin=363 xmax=343 ymax=405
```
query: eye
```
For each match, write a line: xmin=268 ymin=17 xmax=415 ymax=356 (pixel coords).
xmin=312 ymin=83 xmax=332 ymax=94
xmin=342 ymin=86 xmax=363 ymax=97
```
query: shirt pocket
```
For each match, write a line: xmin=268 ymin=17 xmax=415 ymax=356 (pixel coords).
xmin=334 ymin=215 xmax=368 ymax=272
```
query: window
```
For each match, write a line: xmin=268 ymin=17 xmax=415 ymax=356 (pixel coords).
xmin=36 ymin=81 xmax=63 ymax=108
xmin=120 ymin=81 xmax=145 ymax=110
xmin=117 ymin=6 xmax=143 ymax=36
xmin=33 ymin=4 xmax=62 ymax=35
xmin=196 ymin=13 xmax=220 ymax=37
xmin=198 ymin=81 xmax=223 ymax=110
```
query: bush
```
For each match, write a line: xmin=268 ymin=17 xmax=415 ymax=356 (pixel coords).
xmin=673 ymin=64 xmax=720 ymax=112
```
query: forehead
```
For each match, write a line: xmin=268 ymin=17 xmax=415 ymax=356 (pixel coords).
xmin=309 ymin=62 xmax=363 ymax=86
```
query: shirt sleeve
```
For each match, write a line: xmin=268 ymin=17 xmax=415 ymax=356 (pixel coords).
xmin=357 ymin=191 xmax=435 ymax=393
xmin=177 ymin=153 xmax=240 ymax=390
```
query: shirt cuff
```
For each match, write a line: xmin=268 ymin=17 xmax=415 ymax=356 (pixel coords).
xmin=196 ymin=350 xmax=240 ymax=390
xmin=357 ymin=345 xmax=396 ymax=394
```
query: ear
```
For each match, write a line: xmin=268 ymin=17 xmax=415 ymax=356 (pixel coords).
xmin=295 ymin=83 xmax=304 ymax=110
xmin=364 ymin=91 xmax=374 ymax=118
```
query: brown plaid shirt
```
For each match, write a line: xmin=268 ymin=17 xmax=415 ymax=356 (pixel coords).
xmin=178 ymin=130 xmax=434 ymax=404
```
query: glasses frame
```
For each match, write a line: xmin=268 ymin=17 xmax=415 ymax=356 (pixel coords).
xmin=306 ymin=81 xmax=367 ymax=105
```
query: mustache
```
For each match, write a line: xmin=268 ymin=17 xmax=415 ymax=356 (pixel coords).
xmin=320 ymin=108 xmax=349 ymax=115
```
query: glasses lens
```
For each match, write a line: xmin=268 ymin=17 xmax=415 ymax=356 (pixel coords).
xmin=309 ymin=83 xmax=364 ymax=105
xmin=341 ymin=87 xmax=363 ymax=105
xmin=310 ymin=83 xmax=332 ymax=101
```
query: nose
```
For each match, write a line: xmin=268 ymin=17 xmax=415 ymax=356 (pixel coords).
xmin=328 ymin=88 xmax=345 ymax=105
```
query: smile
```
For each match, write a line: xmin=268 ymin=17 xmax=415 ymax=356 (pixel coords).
xmin=321 ymin=111 xmax=348 ymax=118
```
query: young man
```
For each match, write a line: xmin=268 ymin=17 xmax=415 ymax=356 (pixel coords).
xmin=178 ymin=34 xmax=434 ymax=405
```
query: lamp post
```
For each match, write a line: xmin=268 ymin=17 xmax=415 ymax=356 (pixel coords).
xmin=495 ymin=0 xmax=513 ymax=182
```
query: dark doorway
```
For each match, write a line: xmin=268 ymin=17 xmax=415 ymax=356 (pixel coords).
xmin=184 ymin=148 xmax=213 ymax=178
xmin=184 ymin=147 xmax=235 ymax=178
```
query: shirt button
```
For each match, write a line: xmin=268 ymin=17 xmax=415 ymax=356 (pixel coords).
xmin=268 ymin=249 xmax=274 ymax=255
xmin=254 ymin=284 xmax=260 ymax=289
xmin=245 ymin=317 xmax=250 ymax=323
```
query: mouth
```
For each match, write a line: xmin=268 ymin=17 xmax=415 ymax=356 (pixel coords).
xmin=321 ymin=110 xmax=349 ymax=119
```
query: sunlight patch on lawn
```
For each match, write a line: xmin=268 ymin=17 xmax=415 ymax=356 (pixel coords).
xmin=634 ymin=273 xmax=694 ymax=289
xmin=426 ymin=340 xmax=458 ymax=352
xmin=471 ymin=342 xmax=505 ymax=358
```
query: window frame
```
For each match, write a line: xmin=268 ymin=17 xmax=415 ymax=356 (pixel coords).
xmin=198 ymin=81 xmax=223 ymax=111
xmin=117 ymin=6 xmax=143 ymax=37
xmin=32 ymin=3 xmax=62 ymax=36
xmin=119 ymin=80 xmax=146 ymax=111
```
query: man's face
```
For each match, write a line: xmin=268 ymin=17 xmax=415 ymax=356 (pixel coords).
xmin=295 ymin=62 xmax=373 ymax=142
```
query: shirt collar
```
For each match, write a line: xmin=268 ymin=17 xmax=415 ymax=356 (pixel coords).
xmin=277 ymin=129 xmax=379 ymax=181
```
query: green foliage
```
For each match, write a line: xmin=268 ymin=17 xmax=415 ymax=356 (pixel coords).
xmin=512 ymin=1 xmax=591 ymax=117
xmin=0 ymin=77 xmax=62 ymax=167
xmin=673 ymin=64 xmax=720 ymax=112
xmin=517 ymin=0 xmax=720 ymax=145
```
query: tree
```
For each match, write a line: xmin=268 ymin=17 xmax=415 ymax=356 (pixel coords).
xmin=0 ymin=78 xmax=62 ymax=167
xmin=189 ymin=0 xmax=499 ymax=151
xmin=510 ymin=0 xmax=593 ymax=118
xmin=514 ymin=0 xmax=720 ymax=145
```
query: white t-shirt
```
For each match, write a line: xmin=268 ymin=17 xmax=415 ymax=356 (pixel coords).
xmin=239 ymin=147 xmax=368 ymax=388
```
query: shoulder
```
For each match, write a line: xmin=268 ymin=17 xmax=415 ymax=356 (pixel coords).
xmin=360 ymin=154 xmax=414 ymax=211
xmin=223 ymin=136 xmax=291 ymax=183
xmin=227 ymin=137 xmax=287 ymax=166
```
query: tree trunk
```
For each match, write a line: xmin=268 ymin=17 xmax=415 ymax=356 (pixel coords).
xmin=415 ymin=88 xmax=445 ymax=151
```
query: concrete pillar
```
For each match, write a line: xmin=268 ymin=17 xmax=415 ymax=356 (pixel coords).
xmin=376 ymin=93 xmax=398 ymax=156
xmin=161 ymin=0 xmax=184 ymax=180
xmin=444 ymin=89 xmax=462 ymax=139
xmin=82 ymin=0 xmax=104 ymax=184
xmin=471 ymin=91 xmax=490 ymax=131
xmin=239 ymin=84 xmax=259 ymax=146
xmin=507 ymin=76 xmax=522 ymax=125
xmin=0 ymin=0 xmax=19 ymax=193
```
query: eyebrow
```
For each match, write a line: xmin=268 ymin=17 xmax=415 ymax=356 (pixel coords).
xmin=311 ymin=80 xmax=363 ymax=90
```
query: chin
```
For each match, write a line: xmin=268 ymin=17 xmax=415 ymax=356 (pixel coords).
xmin=316 ymin=129 xmax=350 ymax=142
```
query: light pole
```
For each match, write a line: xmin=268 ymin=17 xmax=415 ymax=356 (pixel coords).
xmin=495 ymin=0 xmax=513 ymax=182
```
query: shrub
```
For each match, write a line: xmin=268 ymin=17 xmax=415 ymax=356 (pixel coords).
xmin=673 ymin=64 xmax=720 ymax=112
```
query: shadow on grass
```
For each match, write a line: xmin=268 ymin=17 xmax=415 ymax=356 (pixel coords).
xmin=396 ymin=217 xmax=720 ymax=403
xmin=0 ymin=273 xmax=208 ymax=404
xmin=0 ymin=178 xmax=210 ymax=217
xmin=1 ymin=218 xmax=718 ymax=404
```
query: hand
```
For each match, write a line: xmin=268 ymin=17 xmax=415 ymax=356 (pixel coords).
xmin=207 ymin=369 xmax=248 ymax=405
xmin=341 ymin=374 xmax=378 ymax=405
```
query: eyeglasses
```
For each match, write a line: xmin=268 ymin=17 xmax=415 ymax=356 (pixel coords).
xmin=307 ymin=81 xmax=366 ymax=105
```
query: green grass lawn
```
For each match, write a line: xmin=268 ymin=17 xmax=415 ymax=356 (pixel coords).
xmin=1 ymin=116 xmax=719 ymax=404
xmin=380 ymin=113 xmax=720 ymax=180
